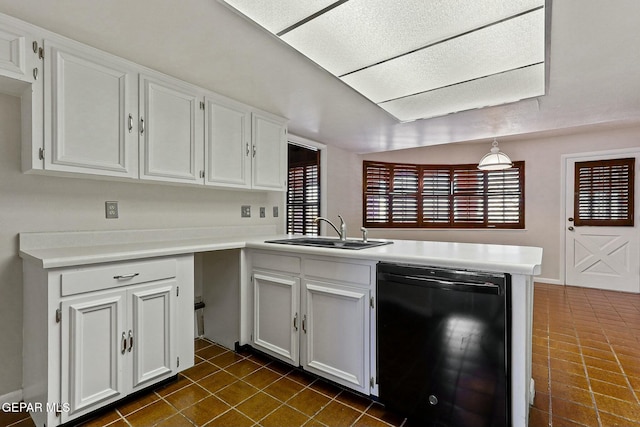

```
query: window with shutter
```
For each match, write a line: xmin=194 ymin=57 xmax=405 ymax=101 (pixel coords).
xmin=574 ymin=158 xmax=634 ymax=226
xmin=287 ymin=145 xmax=320 ymax=235
xmin=363 ymin=161 xmax=524 ymax=229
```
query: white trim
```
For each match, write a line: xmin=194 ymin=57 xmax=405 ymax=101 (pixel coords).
xmin=560 ymin=147 xmax=640 ymax=287
xmin=287 ymin=134 xmax=328 ymax=234
xmin=533 ymin=277 xmax=563 ymax=285
xmin=0 ymin=389 xmax=23 ymax=405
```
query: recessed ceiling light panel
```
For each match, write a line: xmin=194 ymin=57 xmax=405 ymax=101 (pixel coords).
xmin=280 ymin=0 xmax=544 ymax=76
xmin=379 ymin=63 xmax=546 ymax=122
xmin=221 ymin=0 xmax=548 ymax=122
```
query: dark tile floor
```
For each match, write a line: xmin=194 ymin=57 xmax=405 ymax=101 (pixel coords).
xmin=3 ymin=283 xmax=640 ymax=427
xmin=530 ymin=283 xmax=640 ymax=427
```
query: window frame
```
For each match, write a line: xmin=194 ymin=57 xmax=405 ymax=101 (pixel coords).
xmin=363 ymin=160 xmax=525 ymax=229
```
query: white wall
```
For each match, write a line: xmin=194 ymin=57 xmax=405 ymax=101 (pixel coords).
xmin=0 ymin=93 xmax=284 ymax=396
xmin=356 ymin=124 xmax=640 ymax=285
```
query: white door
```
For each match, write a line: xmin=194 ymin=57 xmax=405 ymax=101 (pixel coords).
xmin=302 ymin=281 xmax=370 ymax=393
xmin=44 ymin=39 xmax=138 ymax=178
xmin=253 ymin=271 xmax=300 ymax=365
xmin=205 ymin=94 xmax=251 ymax=188
xmin=139 ymin=74 xmax=204 ymax=184
xmin=565 ymin=151 xmax=639 ymax=292
xmin=60 ymin=290 xmax=127 ymax=423
xmin=129 ymin=281 xmax=177 ymax=392
xmin=251 ymin=111 xmax=287 ymax=191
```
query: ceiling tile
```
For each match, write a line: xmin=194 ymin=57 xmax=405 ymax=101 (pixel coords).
xmin=281 ymin=0 xmax=544 ymax=76
xmin=379 ymin=63 xmax=545 ymax=122
xmin=222 ymin=0 xmax=339 ymax=34
xmin=340 ymin=8 xmax=545 ymax=104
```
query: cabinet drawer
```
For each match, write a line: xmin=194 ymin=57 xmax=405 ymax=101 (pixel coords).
xmin=304 ymin=258 xmax=372 ymax=286
xmin=251 ymin=252 xmax=301 ymax=274
xmin=60 ymin=258 xmax=177 ymax=296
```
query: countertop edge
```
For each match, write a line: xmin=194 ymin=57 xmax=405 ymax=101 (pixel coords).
xmin=19 ymin=234 xmax=543 ymax=275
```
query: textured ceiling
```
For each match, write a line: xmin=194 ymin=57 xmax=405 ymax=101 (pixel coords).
xmin=0 ymin=0 xmax=638 ymax=153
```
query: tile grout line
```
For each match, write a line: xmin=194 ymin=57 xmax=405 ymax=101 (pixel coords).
xmin=572 ymin=288 xmax=604 ymax=427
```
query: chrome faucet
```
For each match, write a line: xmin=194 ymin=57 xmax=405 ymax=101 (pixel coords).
xmin=315 ymin=215 xmax=347 ymax=241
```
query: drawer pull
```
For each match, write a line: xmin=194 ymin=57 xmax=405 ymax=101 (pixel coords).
xmin=293 ymin=313 xmax=298 ymax=331
xmin=128 ymin=330 xmax=134 ymax=352
xmin=113 ymin=273 xmax=139 ymax=280
xmin=121 ymin=331 xmax=127 ymax=354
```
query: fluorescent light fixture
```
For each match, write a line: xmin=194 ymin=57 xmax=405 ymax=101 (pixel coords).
xmin=222 ymin=0 xmax=547 ymax=122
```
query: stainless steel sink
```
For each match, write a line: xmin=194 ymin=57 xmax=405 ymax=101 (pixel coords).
xmin=264 ymin=237 xmax=393 ymax=250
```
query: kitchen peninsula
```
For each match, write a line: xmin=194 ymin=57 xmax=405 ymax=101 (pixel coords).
xmin=19 ymin=226 xmax=542 ymax=427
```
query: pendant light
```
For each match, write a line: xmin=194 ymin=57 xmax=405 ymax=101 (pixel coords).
xmin=477 ymin=139 xmax=513 ymax=171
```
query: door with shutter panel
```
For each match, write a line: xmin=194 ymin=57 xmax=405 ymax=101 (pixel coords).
xmin=565 ymin=153 xmax=639 ymax=292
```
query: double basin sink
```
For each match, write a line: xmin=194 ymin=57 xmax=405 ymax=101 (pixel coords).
xmin=264 ymin=237 xmax=393 ymax=250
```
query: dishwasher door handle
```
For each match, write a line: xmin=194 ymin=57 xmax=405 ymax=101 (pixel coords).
xmin=380 ymin=272 xmax=502 ymax=295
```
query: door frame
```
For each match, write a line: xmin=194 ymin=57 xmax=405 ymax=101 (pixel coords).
xmin=560 ymin=147 xmax=640 ymax=286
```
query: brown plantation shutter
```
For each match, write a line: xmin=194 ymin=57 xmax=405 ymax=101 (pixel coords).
xmin=287 ymin=145 xmax=320 ymax=235
xmin=452 ymin=167 xmax=485 ymax=225
xmin=391 ymin=164 xmax=419 ymax=224
xmin=487 ymin=165 xmax=524 ymax=226
xmin=364 ymin=161 xmax=525 ymax=228
xmin=574 ymin=158 xmax=634 ymax=226
xmin=364 ymin=162 xmax=391 ymax=224
xmin=422 ymin=167 xmax=451 ymax=224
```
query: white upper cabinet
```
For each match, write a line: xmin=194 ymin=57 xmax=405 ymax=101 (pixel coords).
xmin=44 ymin=39 xmax=138 ymax=178
xmin=1 ymin=12 xmax=288 ymax=190
xmin=205 ymin=93 xmax=251 ymax=188
xmin=0 ymin=21 xmax=32 ymax=82
xmin=252 ymin=111 xmax=287 ymax=191
xmin=139 ymin=73 xmax=204 ymax=184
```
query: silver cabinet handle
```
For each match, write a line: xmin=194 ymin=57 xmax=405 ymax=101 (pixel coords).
xmin=113 ymin=273 xmax=139 ymax=280
xmin=121 ymin=331 xmax=127 ymax=354
xmin=293 ymin=313 xmax=298 ymax=331
xmin=140 ymin=116 xmax=145 ymax=134
xmin=246 ymin=143 xmax=250 ymax=156
xmin=128 ymin=330 xmax=133 ymax=352
xmin=302 ymin=314 xmax=307 ymax=333
xmin=33 ymin=68 xmax=38 ymax=80
xmin=128 ymin=114 xmax=133 ymax=133
xmin=252 ymin=144 xmax=256 ymax=158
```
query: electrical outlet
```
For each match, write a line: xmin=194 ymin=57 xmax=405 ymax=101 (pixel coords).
xmin=260 ymin=207 xmax=265 ymax=218
xmin=241 ymin=205 xmax=251 ymax=218
xmin=105 ymin=201 xmax=119 ymax=219
xmin=273 ymin=206 xmax=279 ymax=217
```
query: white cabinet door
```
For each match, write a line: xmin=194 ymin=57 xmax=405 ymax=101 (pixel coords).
xmin=251 ymin=111 xmax=287 ymax=191
xmin=129 ymin=280 xmax=177 ymax=392
xmin=44 ymin=39 xmax=138 ymax=178
xmin=0 ymin=19 xmax=34 ymax=82
xmin=302 ymin=281 xmax=370 ymax=393
xmin=139 ymin=74 xmax=204 ymax=184
xmin=205 ymin=94 xmax=251 ymax=188
xmin=253 ymin=271 xmax=300 ymax=365
xmin=60 ymin=289 xmax=127 ymax=423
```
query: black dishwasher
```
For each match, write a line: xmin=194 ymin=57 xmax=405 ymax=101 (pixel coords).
xmin=377 ymin=262 xmax=511 ymax=427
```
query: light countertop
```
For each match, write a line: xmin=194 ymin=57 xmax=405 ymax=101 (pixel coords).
xmin=19 ymin=227 xmax=542 ymax=275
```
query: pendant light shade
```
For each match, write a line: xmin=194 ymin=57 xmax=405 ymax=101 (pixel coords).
xmin=478 ymin=139 xmax=513 ymax=171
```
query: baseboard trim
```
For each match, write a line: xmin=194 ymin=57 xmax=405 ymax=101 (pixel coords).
xmin=534 ymin=277 xmax=563 ymax=285
xmin=0 ymin=389 xmax=23 ymax=405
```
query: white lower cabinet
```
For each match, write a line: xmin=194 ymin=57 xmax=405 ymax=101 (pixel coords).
xmin=250 ymin=251 xmax=375 ymax=395
xmin=302 ymin=280 xmax=370 ymax=394
xmin=253 ymin=271 xmax=300 ymax=366
xmin=22 ymin=255 xmax=194 ymax=427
